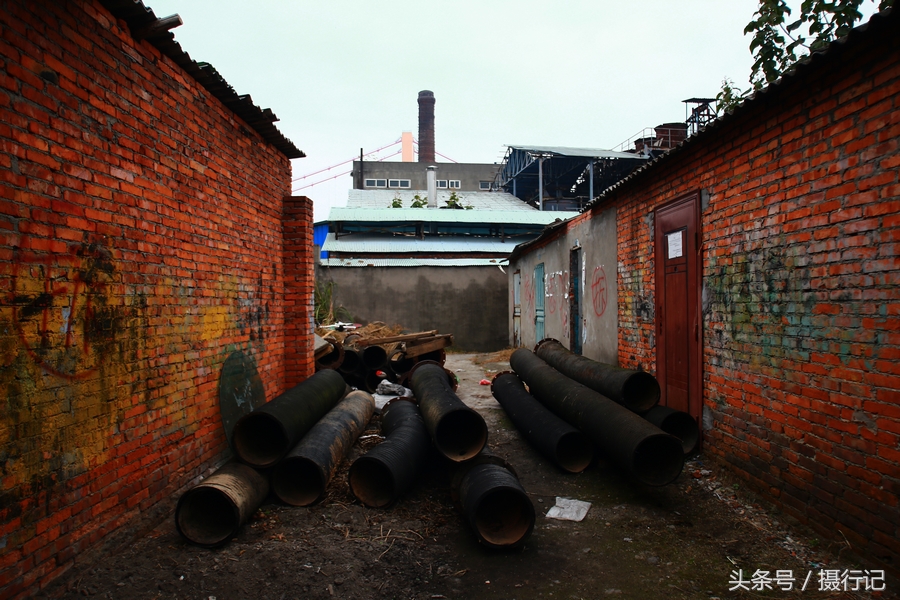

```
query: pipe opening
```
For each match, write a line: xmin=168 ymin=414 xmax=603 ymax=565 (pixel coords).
xmin=273 ymin=457 xmax=325 ymax=506
xmin=632 ymin=434 xmax=684 ymax=486
xmin=361 ymin=346 xmax=387 ymax=370
xmin=176 ymin=486 xmax=239 ymax=547
xmin=473 ymin=487 xmax=534 ymax=547
xmin=660 ymin=412 xmax=700 ymax=455
xmin=435 ymin=410 xmax=487 ymax=462
xmin=316 ymin=344 xmax=343 ymax=369
xmin=339 ymin=350 xmax=362 ymax=374
xmin=348 ymin=457 xmax=395 ymax=508
xmin=622 ymin=372 xmax=661 ymax=412
xmin=389 ymin=351 xmax=415 ymax=377
xmin=232 ymin=413 xmax=289 ymax=467
xmin=555 ymin=431 xmax=593 ymax=473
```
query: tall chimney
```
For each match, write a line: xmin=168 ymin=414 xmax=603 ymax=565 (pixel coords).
xmin=417 ymin=90 xmax=435 ymax=163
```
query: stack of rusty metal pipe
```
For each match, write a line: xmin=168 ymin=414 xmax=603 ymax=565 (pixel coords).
xmin=533 ymin=339 xmax=700 ymax=456
xmin=509 ymin=348 xmax=685 ymax=486
xmin=175 ymin=369 xmax=375 ymax=547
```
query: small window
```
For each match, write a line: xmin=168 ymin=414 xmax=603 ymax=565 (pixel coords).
xmin=436 ymin=180 xmax=448 ymax=189
xmin=449 ymin=180 xmax=461 ymax=189
xmin=389 ymin=179 xmax=411 ymax=189
xmin=365 ymin=179 xmax=377 ymax=187
xmin=479 ymin=181 xmax=491 ymax=190
xmin=365 ymin=179 xmax=387 ymax=188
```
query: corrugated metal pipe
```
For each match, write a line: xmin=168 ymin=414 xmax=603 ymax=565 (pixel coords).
xmin=272 ymin=390 xmax=375 ymax=506
xmin=232 ymin=369 xmax=348 ymax=468
xmin=175 ymin=462 xmax=268 ymax=548
xmin=641 ymin=405 xmax=700 ymax=456
xmin=409 ymin=361 xmax=487 ymax=462
xmin=348 ymin=397 xmax=432 ymax=507
xmin=510 ymin=349 xmax=683 ymax=486
xmin=534 ymin=338 xmax=660 ymax=413
xmin=452 ymin=452 xmax=535 ymax=549
xmin=491 ymin=371 xmax=593 ymax=473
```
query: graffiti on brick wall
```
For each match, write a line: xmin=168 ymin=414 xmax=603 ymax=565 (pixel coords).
xmin=8 ymin=241 xmax=126 ymax=380
xmin=218 ymin=350 xmax=266 ymax=445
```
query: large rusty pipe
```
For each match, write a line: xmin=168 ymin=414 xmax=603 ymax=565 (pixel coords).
xmin=175 ymin=462 xmax=269 ymax=548
xmin=510 ymin=349 xmax=683 ymax=486
xmin=315 ymin=339 xmax=344 ymax=371
xmin=409 ymin=361 xmax=486 ymax=462
xmin=641 ymin=405 xmax=700 ymax=455
xmin=491 ymin=372 xmax=593 ymax=473
xmin=272 ymin=390 xmax=375 ymax=506
xmin=339 ymin=348 xmax=363 ymax=376
xmin=361 ymin=345 xmax=388 ymax=370
xmin=534 ymin=338 xmax=660 ymax=413
xmin=348 ymin=398 xmax=432 ymax=507
xmin=388 ymin=348 xmax=415 ymax=380
xmin=453 ymin=453 xmax=535 ymax=549
xmin=232 ymin=369 xmax=347 ymax=468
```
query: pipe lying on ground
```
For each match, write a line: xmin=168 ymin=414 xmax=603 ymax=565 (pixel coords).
xmin=388 ymin=348 xmax=416 ymax=380
xmin=409 ymin=361 xmax=487 ymax=462
xmin=339 ymin=348 xmax=363 ymax=376
xmin=361 ymin=345 xmax=388 ymax=370
xmin=641 ymin=405 xmax=700 ymax=455
xmin=272 ymin=390 xmax=375 ymax=506
xmin=510 ymin=349 xmax=683 ymax=486
xmin=232 ymin=369 xmax=348 ymax=468
xmin=534 ymin=338 xmax=660 ymax=413
xmin=315 ymin=339 xmax=344 ymax=371
xmin=491 ymin=372 xmax=593 ymax=473
xmin=453 ymin=452 xmax=535 ymax=549
xmin=175 ymin=462 xmax=269 ymax=548
xmin=348 ymin=397 xmax=432 ymax=507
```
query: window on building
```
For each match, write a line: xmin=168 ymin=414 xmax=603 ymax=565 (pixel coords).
xmin=436 ymin=180 xmax=448 ymax=189
xmin=449 ymin=180 xmax=461 ymax=189
xmin=388 ymin=179 xmax=411 ymax=189
xmin=365 ymin=179 xmax=387 ymax=188
xmin=479 ymin=181 xmax=492 ymax=190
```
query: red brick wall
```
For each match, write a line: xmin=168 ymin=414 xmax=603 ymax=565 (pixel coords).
xmin=283 ymin=195 xmax=315 ymax=387
xmin=600 ymin=21 xmax=899 ymax=568
xmin=0 ymin=0 xmax=302 ymax=595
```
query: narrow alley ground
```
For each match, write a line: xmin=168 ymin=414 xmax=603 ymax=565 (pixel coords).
xmin=45 ymin=354 xmax=893 ymax=600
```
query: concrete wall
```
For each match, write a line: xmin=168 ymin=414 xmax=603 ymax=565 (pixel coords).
xmin=0 ymin=1 xmax=311 ymax=595
xmin=508 ymin=12 xmax=900 ymax=570
xmin=352 ymin=161 xmax=500 ymax=192
xmin=318 ymin=266 xmax=508 ymax=351
xmin=508 ymin=206 xmax=618 ymax=364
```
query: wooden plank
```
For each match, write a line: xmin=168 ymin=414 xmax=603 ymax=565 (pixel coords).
xmin=403 ymin=335 xmax=453 ymax=358
xmin=356 ymin=330 xmax=438 ymax=347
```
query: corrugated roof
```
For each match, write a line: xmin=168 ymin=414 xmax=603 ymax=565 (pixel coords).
xmin=321 ymin=233 xmax=517 ymax=254
xmin=320 ymin=258 xmax=507 ymax=268
xmin=327 ymin=207 xmax=579 ymax=225
xmin=505 ymin=145 xmax=643 ymax=160
xmin=100 ymin=0 xmax=303 ymax=159
xmin=347 ymin=189 xmax=533 ymax=211
xmin=582 ymin=7 xmax=897 ymax=212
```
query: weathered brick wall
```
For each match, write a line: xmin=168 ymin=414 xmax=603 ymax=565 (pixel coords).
xmin=0 ymin=0 xmax=299 ymax=595
xmin=283 ymin=195 xmax=315 ymax=387
xmin=603 ymin=22 xmax=900 ymax=568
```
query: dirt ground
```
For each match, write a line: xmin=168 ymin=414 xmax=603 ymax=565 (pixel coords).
xmin=44 ymin=353 xmax=895 ymax=600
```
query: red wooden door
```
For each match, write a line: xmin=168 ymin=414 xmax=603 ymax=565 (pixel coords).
xmin=654 ymin=193 xmax=702 ymax=421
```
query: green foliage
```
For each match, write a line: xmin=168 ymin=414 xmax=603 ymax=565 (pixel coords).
xmin=716 ymin=77 xmax=747 ymax=114
xmin=390 ymin=195 xmax=403 ymax=208
xmin=744 ymin=0 xmax=893 ymax=86
xmin=314 ymin=280 xmax=351 ymax=325
xmin=444 ymin=191 xmax=473 ymax=210
xmin=410 ymin=194 xmax=427 ymax=208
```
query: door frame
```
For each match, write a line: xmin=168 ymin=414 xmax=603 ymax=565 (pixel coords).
xmin=653 ymin=192 xmax=703 ymax=423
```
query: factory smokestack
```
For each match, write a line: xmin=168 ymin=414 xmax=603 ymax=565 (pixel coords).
xmin=417 ymin=90 xmax=435 ymax=163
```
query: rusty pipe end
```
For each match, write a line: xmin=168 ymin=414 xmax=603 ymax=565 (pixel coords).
xmin=533 ymin=337 xmax=561 ymax=354
xmin=555 ymin=430 xmax=594 ymax=473
xmin=175 ymin=485 xmax=241 ymax=548
xmin=435 ymin=409 xmax=488 ymax=462
xmin=348 ymin=456 xmax=396 ymax=508
xmin=622 ymin=371 xmax=661 ymax=413
xmin=490 ymin=371 xmax=518 ymax=397
xmin=272 ymin=456 xmax=327 ymax=506
xmin=409 ymin=360 xmax=458 ymax=391
xmin=632 ymin=433 xmax=684 ymax=486
xmin=232 ymin=412 xmax=290 ymax=468
xmin=459 ymin=463 xmax=535 ymax=549
xmin=642 ymin=406 xmax=700 ymax=455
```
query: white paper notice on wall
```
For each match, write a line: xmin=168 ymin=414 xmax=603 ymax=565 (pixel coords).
xmin=667 ymin=230 xmax=683 ymax=259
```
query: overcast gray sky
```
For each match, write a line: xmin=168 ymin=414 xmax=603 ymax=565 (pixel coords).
xmin=145 ymin=1 xmax=767 ymax=220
